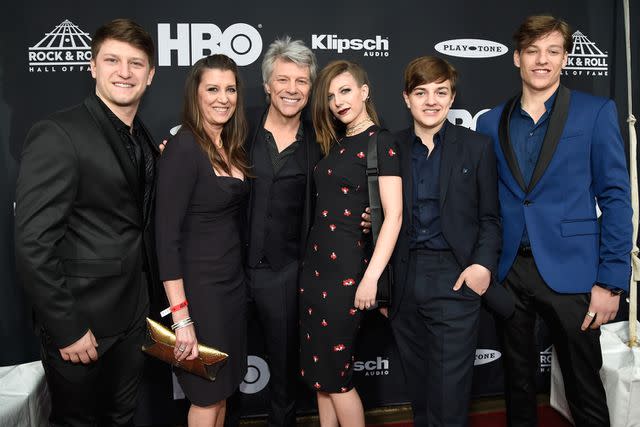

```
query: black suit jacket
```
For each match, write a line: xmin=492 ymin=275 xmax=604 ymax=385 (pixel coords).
xmin=390 ymin=124 xmax=509 ymax=318
xmin=15 ymin=95 xmax=159 ymax=348
xmin=245 ymin=108 xmax=323 ymax=264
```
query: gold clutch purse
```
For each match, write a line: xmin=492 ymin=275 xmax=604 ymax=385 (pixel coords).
xmin=141 ymin=317 xmax=228 ymax=381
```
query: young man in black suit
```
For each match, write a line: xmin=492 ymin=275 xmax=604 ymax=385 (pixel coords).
xmin=388 ymin=56 xmax=505 ymax=427
xmin=15 ymin=19 xmax=158 ymax=426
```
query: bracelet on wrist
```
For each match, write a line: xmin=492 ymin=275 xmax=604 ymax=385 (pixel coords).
xmin=171 ymin=317 xmax=194 ymax=331
xmin=174 ymin=321 xmax=194 ymax=331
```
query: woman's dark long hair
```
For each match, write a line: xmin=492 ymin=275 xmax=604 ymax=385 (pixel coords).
xmin=181 ymin=54 xmax=250 ymax=176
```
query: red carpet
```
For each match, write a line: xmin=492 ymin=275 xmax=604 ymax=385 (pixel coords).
xmin=469 ymin=406 xmax=574 ymax=427
xmin=368 ymin=405 xmax=574 ymax=427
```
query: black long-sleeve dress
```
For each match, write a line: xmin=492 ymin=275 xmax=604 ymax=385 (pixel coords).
xmin=155 ymin=129 xmax=248 ymax=405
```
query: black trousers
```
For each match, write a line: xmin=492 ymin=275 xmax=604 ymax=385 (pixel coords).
xmin=500 ymin=253 xmax=609 ymax=427
xmin=391 ymin=250 xmax=481 ymax=427
xmin=41 ymin=315 xmax=146 ymax=427
xmin=227 ymin=260 xmax=299 ymax=427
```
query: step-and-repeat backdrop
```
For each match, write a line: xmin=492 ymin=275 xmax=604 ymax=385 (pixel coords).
xmin=1 ymin=0 xmax=638 ymax=424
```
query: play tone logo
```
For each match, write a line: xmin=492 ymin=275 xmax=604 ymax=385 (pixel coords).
xmin=474 ymin=349 xmax=502 ymax=366
xmin=434 ymin=39 xmax=508 ymax=58
xmin=563 ymin=31 xmax=608 ymax=77
xmin=28 ymin=20 xmax=92 ymax=73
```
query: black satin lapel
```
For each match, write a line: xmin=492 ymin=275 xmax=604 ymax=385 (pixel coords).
xmin=498 ymin=95 xmax=527 ymax=191
xmin=83 ymin=97 xmax=141 ymax=202
xmin=139 ymin=120 xmax=160 ymax=155
xmin=439 ymin=125 xmax=459 ymax=208
xmin=527 ymin=85 xmax=571 ymax=192
xmin=146 ymin=179 xmax=156 ymax=228
xmin=139 ymin=121 xmax=158 ymax=227
xmin=245 ymin=108 xmax=268 ymax=228
xmin=299 ymin=123 xmax=313 ymax=254
xmin=401 ymin=130 xmax=413 ymax=218
xmin=248 ymin=108 xmax=269 ymax=164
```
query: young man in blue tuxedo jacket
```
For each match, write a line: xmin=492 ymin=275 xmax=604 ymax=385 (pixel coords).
xmin=476 ymin=15 xmax=632 ymax=427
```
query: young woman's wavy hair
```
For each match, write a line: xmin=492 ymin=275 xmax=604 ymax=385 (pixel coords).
xmin=311 ymin=60 xmax=379 ymax=156
xmin=181 ymin=54 xmax=250 ymax=176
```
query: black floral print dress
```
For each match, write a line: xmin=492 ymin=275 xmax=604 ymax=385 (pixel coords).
xmin=299 ymin=126 xmax=400 ymax=393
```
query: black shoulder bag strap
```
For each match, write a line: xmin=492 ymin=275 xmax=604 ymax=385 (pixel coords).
xmin=366 ymin=131 xmax=383 ymax=244
xmin=365 ymin=130 xmax=392 ymax=306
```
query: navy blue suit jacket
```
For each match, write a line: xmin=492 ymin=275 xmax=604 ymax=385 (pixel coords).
xmin=390 ymin=123 xmax=504 ymax=318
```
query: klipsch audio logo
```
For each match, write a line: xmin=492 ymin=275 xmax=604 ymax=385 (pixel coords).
xmin=28 ymin=20 xmax=93 ymax=73
xmin=539 ymin=346 xmax=552 ymax=373
xmin=474 ymin=349 xmax=501 ymax=366
xmin=157 ymin=23 xmax=262 ymax=67
xmin=239 ymin=355 xmax=270 ymax=394
xmin=562 ymin=31 xmax=608 ymax=77
xmin=311 ymin=34 xmax=389 ymax=57
xmin=435 ymin=39 xmax=508 ymax=58
xmin=353 ymin=356 xmax=390 ymax=376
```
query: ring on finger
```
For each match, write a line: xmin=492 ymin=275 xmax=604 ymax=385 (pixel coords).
xmin=586 ymin=311 xmax=596 ymax=318
xmin=178 ymin=346 xmax=186 ymax=352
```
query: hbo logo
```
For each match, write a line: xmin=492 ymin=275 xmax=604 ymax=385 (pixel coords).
xmin=447 ymin=109 xmax=490 ymax=131
xmin=239 ymin=355 xmax=270 ymax=394
xmin=157 ymin=23 xmax=263 ymax=67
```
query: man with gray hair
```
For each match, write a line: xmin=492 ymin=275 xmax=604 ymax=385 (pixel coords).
xmin=226 ymin=37 xmax=370 ymax=426
xmin=239 ymin=36 xmax=321 ymax=427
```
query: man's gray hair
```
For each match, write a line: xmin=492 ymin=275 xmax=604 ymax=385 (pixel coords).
xmin=261 ymin=36 xmax=317 ymax=86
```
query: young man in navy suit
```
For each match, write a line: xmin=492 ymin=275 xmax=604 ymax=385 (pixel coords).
xmin=476 ymin=15 xmax=632 ymax=426
xmin=389 ymin=56 xmax=503 ymax=426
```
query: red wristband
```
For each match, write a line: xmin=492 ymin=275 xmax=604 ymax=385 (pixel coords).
xmin=160 ymin=300 xmax=189 ymax=317
xmin=170 ymin=300 xmax=188 ymax=312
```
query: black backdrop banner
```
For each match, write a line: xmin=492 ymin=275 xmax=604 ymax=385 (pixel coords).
xmin=1 ymin=1 xmax=638 ymax=424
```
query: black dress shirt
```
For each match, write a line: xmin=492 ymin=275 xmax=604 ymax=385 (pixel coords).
xmin=410 ymin=122 xmax=450 ymax=250
xmin=247 ymin=120 xmax=307 ymax=268
xmin=509 ymin=90 xmax=557 ymax=246
xmin=94 ymin=94 xmax=155 ymax=218
xmin=262 ymin=121 xmax=304 ymax=174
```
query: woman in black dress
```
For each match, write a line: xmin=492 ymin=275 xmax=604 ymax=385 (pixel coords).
xmin=299 ymin=61 xmax=402 ymax=426
xmin=155 ymin=54 xmax=250 ymax=427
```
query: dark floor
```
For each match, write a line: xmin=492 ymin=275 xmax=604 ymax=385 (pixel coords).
xmin=226 ymin=394 xmax=554 ymax=426
xmin=154 ymin=394 xmax=561 ymax=426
